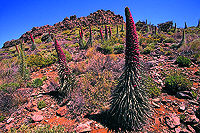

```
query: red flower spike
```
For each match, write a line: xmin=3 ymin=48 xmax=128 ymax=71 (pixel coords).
xmin=100 ymin=28 xmax=104 ymax=40
xmin=30 ymin=33 xmax=34 ymax=44
xmin=15 ymin=45 xmax=20 ymax=54
xmin=80 ymin=26 xmax=84 ymax=36
xmin=54 ymin=39 xmax=66 ymax=64
xmin=125 ymin=7 xmax=140 ymax=66
xmin=79 ymin=30 xmax=82 ymax=39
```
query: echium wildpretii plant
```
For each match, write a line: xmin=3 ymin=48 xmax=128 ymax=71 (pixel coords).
xmin=174 ymin=23 xmax=177 ymax=33
xmin=177 ymin=29 xmax=186 ymax=48
xmin=86 ymin=25 xmax=93 ymax=47
xmin=54 ymin=39 xmax=74 ymax=97
xmin=18 ymin=43 xmax=29 ymax=80
xmin=109 ymin=26 xmax=112 ymax=38
xmin=79 ymin=28 xmax=87 ymax=49
xmin=30 ymin=33 xmax=36 ymax=50
xmin=120 ymin=22 xmax=124 ymax=32
xmin=104 ymin=25 xmax=108 ymax=40
xmin=184 ymin=22 xmax=187 ymax=29
xmin=108 ymin=7 xmax=151 ymax=131
xmin=99 ymin=27 xmax=104 ymax=42
xmin=197 ymin=19 xmax=200 ymax=28
xmin=116 ymin=25 xmax=119 ymax=37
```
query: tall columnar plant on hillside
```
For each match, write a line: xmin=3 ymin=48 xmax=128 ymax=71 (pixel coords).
xmin=86 ymin=25 xmax=93 ymax=47
xmin=99 ymin=27 xmax=104 ymax=42
xmin=18 ymin=44 xmax=29 ymax=81
xmin=154 ymin=26 xmax=157 ymax=35
xmin=120 ymin=22 xmax=124 ymax=32
xmin=116 ymin=25 xmax=119 ymax=37
xmin=79 ymin=29 xmax=86 ymax=49
xmin=197 ymin=20 xmax=200 ymax=28
xmin=105 ymin=25 xmax=108 ymax=40
xmin=177 ymin=29 xmax=186 ymax=48
xmin=174 ymin=23 xmax=177 ymax=33
xmin=54 ymin=39 xmax=74 ymax=97
xmin=108 ymin=7 xmax=150 ymax=131
xmin=30 ymin=33 xmax=36 ymax=50
xmin=146 ymin=19 xmax=148 ymax=25
xmin=15 ymin=45 xmax=20 ymax=55
xmin=184 ymin=22 xmax=187 ymax=29
xmin=109 ymin=26 xmax=112 ymax=38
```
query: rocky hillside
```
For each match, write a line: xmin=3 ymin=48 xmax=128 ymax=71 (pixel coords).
xmin=3 ymin=10 xmax=123 ymax=48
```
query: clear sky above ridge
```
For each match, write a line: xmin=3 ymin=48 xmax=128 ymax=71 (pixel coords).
xmin=0 ymin=0 xmax=199 ymax=48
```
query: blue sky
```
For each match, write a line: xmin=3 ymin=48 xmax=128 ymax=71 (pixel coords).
xmin=0 ymin=0 xmax=199 ymax=48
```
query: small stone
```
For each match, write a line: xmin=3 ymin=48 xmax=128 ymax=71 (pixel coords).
xmin=178 ymin=104 xmax=186 ymax=112
xmin=76 ymin=121 xmax=93 ymax=132
xmin=7 ymin=118 xmax=14 ymax=124
xmin=31 ymin=114 xmax=43 ymax=122
xmin=56 ymin=106 xmax=68 ymax=117
xmin=152 ymin=101 xmax=160 ymax=108
xmin=176 ymin=92 xmax=193 ymax=100
xmin=165 ymin=115 xmax=180 ymax=129
xmin=152 ymin=98 xmax=160 ymax=102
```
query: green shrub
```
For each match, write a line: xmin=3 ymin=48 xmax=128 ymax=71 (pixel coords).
xmin=34 ymin=38 xmax=42 ymax=44
xmin=0 ymin=82 xmax=20 ymax=92
xmin=66 ymin=37 xmax=72 ymax=41
xmin=27 ymin=53 xmax=57 ymax=69
xmin=164 ymin=38 xmax=175 ymax=43
xmin=114 ymin=44 xmax=124 ymax=54
xmin=32 ymin=78 xmax=43 ymax=88
xmin=70 ymin=43 xmax=79 ymax=48
xmin=42 ymin=76 xmax=47 ymax=81
xmin=37 ymin=100 xmax=46 ymax=109
xmin=143 ymin=46 xmax=152 ymax=54
xmin=175 ymin=56 xmax=191 ymax=67
xmin=164 ymin=72 xmax=192 ymax=94
xmin=100 ymin=45 xmax=113 ymax=54
xmin=0 ymin=115 xmax=5 ymax=122
xmin=145 ymin=77 xmax=161 ymax=98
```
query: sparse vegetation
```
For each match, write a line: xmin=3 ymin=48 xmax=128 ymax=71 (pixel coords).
xmin=175 ymin=56 xmax=191 ymax=67
xmin=164 ymin=71 xmax=192 ymax=94
xmin=32 ymin=78 xmax=43 ymax=88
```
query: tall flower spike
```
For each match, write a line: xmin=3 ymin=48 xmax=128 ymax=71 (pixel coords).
xmin=80 ymin=26 xmax=84 ymax=36
xmin=108 ymin=7 xmax=150 ymax=132
xmin=100 ymin=28 xmax=104 ymax=41
xmin=54 ymin=39 xmax=68 ymax=67
xmin=15 ymin=45 xmax=20 ymax=55
xmin=116 ymin=25 xmax=119 ymax=37
xmin=79 ymin=30 xmax=83 ymax=39
xmin=125 ymin=7 xmax=140 ymax=66
xmin=109 ymin=26 xmax=112 ymax=38
xmin=86 ymin=25 xmax=93 ymax=47
xmin=30 ymin=33 xmax=34 ymax=44
xmin=105 ymin=25 xmax=108 ymax=40
xmin=30 ymin=33 xmax=36 ymax=50
xmin=54 ymin=39 xmax=73 ymax=97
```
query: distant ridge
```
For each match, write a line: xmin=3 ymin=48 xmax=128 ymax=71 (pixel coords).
xmin=3 ymin=10 xmax=124 ymax=48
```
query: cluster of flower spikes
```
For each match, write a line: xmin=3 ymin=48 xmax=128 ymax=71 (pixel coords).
xmin=54 ymin=39 xmax=73 ymax=97
xmin=108 ymin=7 xmax=150 ymax=132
